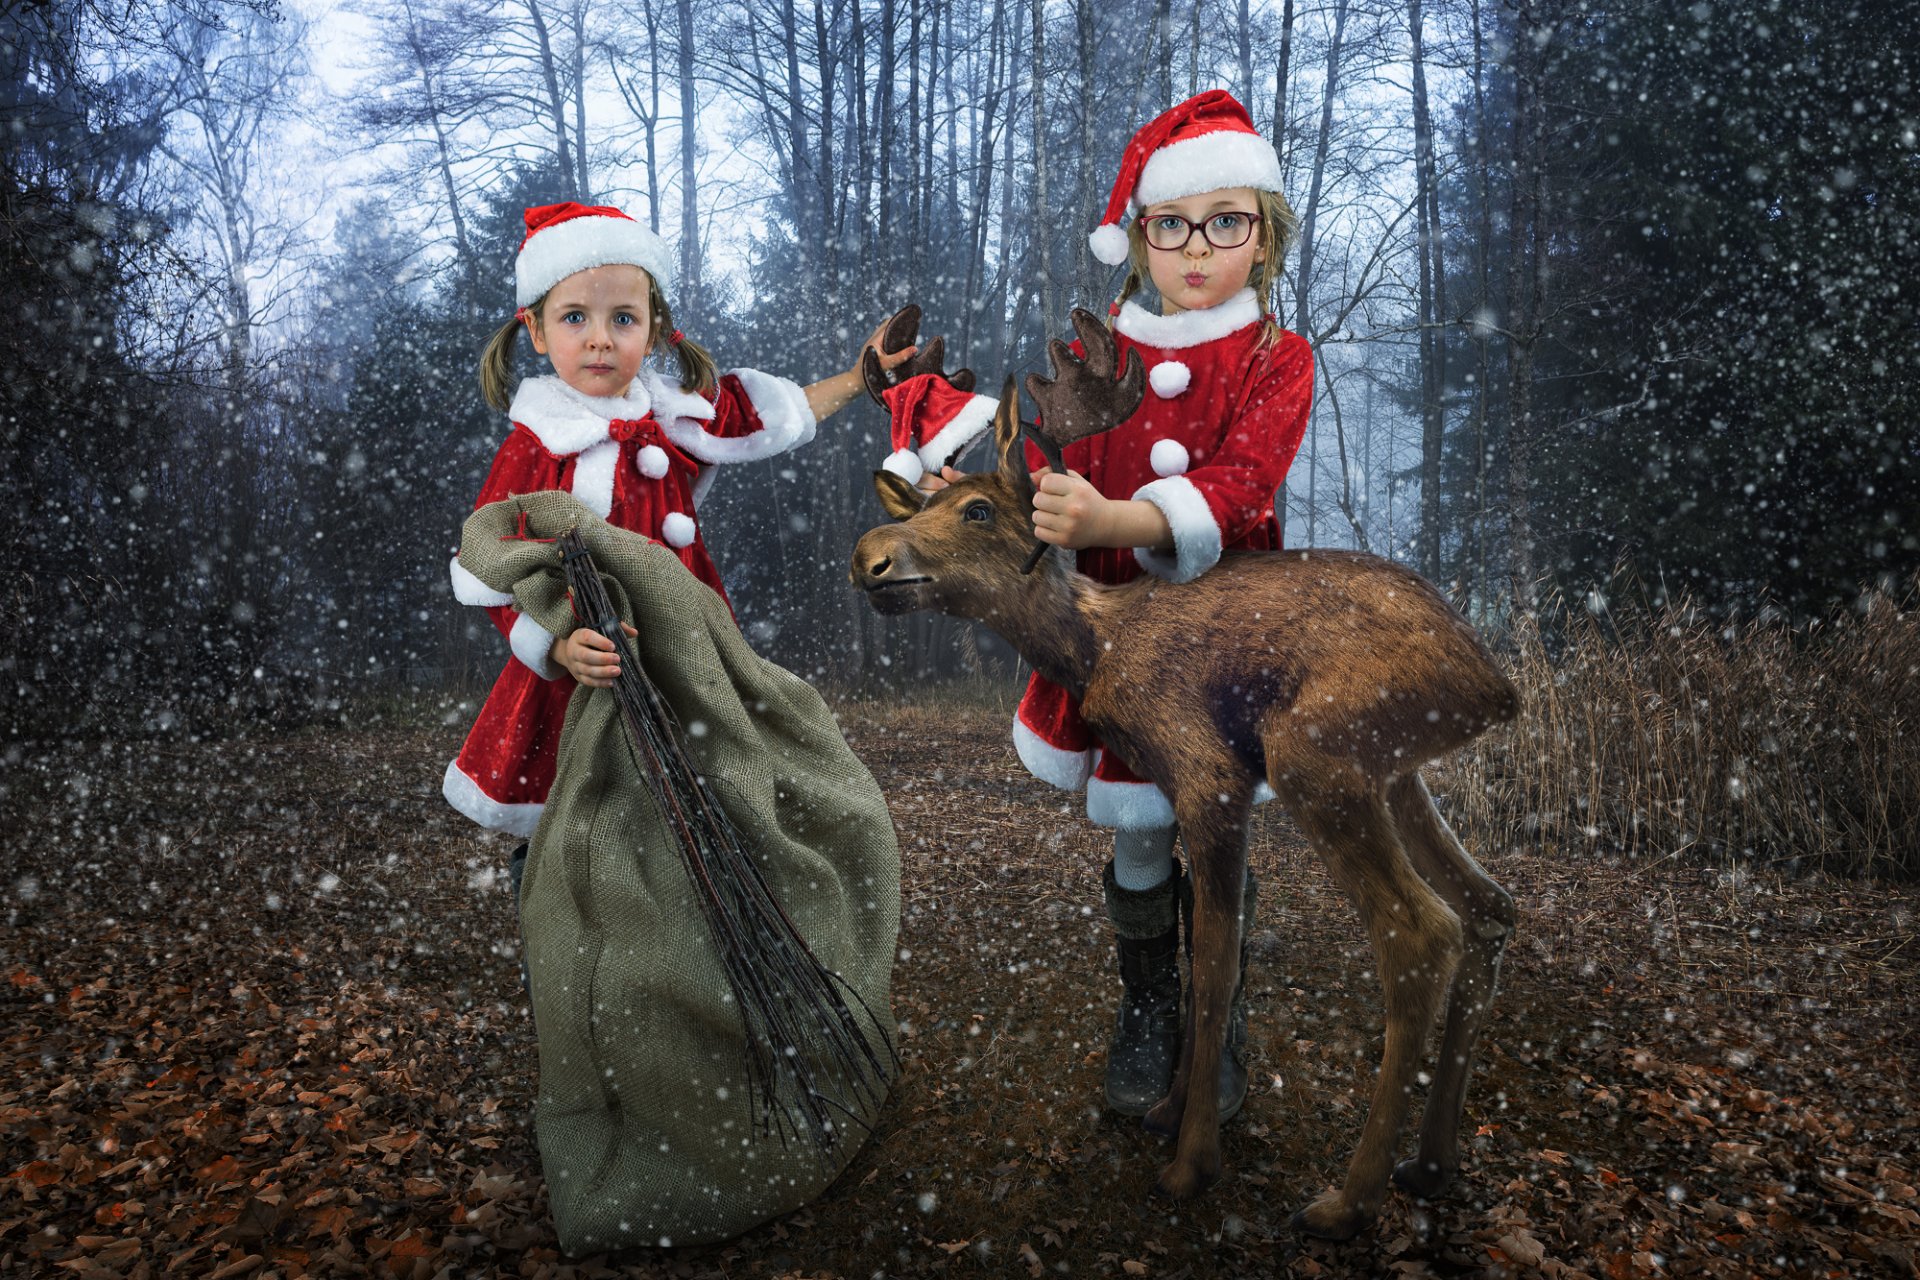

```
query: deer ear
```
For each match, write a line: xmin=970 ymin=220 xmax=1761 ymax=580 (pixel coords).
xmin=873 ymin=469 xmax=927 ymax=522
xmin=992 ymin=376 xmax=1032 ymax=503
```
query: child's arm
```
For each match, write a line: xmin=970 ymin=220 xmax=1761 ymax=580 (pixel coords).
xmin=800 ymin=317 xmax=921 ymax=423
xmin=1031 ymin=470 xmax=1173 ymax=553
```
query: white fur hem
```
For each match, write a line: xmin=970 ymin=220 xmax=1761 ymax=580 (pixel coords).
xmin=1086 ymin=773 xmax=1177 ymax=830
xmin=662 ymin=368 xmax=817 ymax=463
xmin=509 ymin=611 xmax=560 ymax=681
xmin=1013 ymin=716 xmax=1093 ymax=790
xmin=1114 ymin=289 xmax=1262 ymax=349
xmin=571 ymin=441 xmax=617 ymax=517
xmin=516 ymin=214 xmax=673 ymax=306
xmin=508 ymin=374 xmax=654 ymax=457
xmin=450 ymin=556 xmax=513 ymax=607
xmin=1132 ymin=475 xmax=1222 ymax=583
xmin=442 ymin=760 xmax=544 ymax=837
xmin=1133 ymin=130 xmax=1284 ymax=209
xmin=916 ymin=393 xmax=998 ymax=472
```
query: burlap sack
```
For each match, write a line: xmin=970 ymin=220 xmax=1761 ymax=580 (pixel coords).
xmin=456 ymin=490 xmax=899 ymax=1252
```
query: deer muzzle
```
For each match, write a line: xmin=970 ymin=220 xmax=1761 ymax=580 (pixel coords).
xmin=849 ymin=528 xmax=933 ymax=615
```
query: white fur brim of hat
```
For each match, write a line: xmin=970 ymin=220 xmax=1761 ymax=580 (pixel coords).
xmin=517 ymin=215 xmax=675 ymax=307
xmin=1133 ymin=128 xmax=1284 ymax=210
xmin=915 ymin=393 xmax=999 ymax=474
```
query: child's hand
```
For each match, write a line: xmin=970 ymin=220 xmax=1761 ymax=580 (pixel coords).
xmin=916 ymin=465 xmax=966 ymax=494
xmin=1030 ymin=468 xmax=1113 ymax=549
xmin=552 ymin=623 xmax=639 ymax=688
xmin=855 ymin=316 xmax=919 ymax=381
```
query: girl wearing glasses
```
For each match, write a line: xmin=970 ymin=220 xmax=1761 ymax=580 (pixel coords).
xmin=924 ymin=90 xmax=1313 ymax=1128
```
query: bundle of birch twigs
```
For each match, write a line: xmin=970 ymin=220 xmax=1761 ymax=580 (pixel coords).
xmin=556 ymin=527 xmax=893 ymax=1152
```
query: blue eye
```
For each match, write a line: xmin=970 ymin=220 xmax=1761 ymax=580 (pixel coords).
xmin=614 ymin=313 xmax=634 ymax=326
xmin=561 ymin=310 xmax=585 ymax=325
xmin=1211 ymin=214 xmax=1244 ymax=232
xmin=1155 ymin=216 xmax=1185 ymax=233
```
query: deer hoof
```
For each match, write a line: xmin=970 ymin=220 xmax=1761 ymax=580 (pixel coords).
xmin=1288 ymin=1190 xmax=1373 ymax=1241
xmin=1152 ymin=1153 xmax=1220 ymax=1201
xmin=1391 ymin=1154 xmax=1456 ymax=1199
xmin=1142 ymin=1095 xmax=1183 ymax=1138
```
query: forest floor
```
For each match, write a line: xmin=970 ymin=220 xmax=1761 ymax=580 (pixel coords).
xmin=3 ymin=697 xmax=1918 ymax=1279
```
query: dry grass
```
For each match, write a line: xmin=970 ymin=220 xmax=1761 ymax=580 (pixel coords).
xmin=1437 ymin=582 xmax=1920 ymax=879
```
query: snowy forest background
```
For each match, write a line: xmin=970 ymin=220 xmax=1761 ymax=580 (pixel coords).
xmin=5 ymin=0 xmax=1915 ymax=745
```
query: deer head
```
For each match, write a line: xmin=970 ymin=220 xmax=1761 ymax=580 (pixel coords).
xmin=850 ymin=308 xmax=1146 ymax=614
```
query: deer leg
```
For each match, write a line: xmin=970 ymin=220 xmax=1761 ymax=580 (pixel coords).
xmin=1385 ymin=773 xmax=1515 ymax=1199
xmin=1284 ymin=784 xmax=1462 ymax=1241
xmin=1145 ymin=792 xmax=1248 ymax=1199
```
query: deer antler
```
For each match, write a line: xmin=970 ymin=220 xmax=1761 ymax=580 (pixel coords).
xmin=1017 ymin=308 xmax=1148 ymax=573
xmin=1021 ymin=307 xmax=1147 ymax=471
xmin=861 ymin=304 xmax=977 ymax=407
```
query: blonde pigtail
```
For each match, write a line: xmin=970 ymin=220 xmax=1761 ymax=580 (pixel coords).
xmin=648 ymin=281 xmax=717 ymax=396
xmin=479 ymin=315 xmax=528 ymax=411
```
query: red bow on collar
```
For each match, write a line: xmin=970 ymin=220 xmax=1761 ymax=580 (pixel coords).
xmin=607 ymin=414 xmax=697 ymax=473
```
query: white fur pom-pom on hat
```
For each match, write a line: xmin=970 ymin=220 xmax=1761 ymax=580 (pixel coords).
xmin=1149 ymin=439 xmax=1191 ymax=478
xmin=1148 ymin=360 xmax=1191 ymax=398
xmin=1088 ymin=223 xmax=1132 ymax=267
xmin=636 ymin=444 xmax=670 ymax=479
xmin=881 ymin=449 xmax=926 ymax=486
xmin=660 ymin=512 xmax=697 ymax=548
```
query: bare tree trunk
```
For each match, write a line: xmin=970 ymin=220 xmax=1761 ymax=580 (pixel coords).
xmin=523 ymin=0 xmax=579 ymax=196
xmin=1153 ymin=0 xmax=1172 ymax=111
xmin=569 ymin=0 xmax=589 ymax=196
xmin=1293 ymin=0 xmax=1349 ymax=545
xmin=1409 ymin=0 xmax=1443 ymax=579
xmin=399 ymin=0 xmax=481 ymax=310
xmin=1032 ymin=0 xmax=1056 ymax=327
xmin=1506 ymin=0 xmax=1544 ymax=611
xmin=1326 ymin=367 xmax=1371 ymax=551
xmin=1273 ymin=0 xmax=1294 ymax=165
xmin=676 ymin=0 xmax=701 ymax=310
xmin=1235 ymin=0 xmax=1251 ymax=107
xmin=1073 ymin=0 xmax=1096 ymax=305
xmin=1471 ymin=0 xmax=1492 ymax=618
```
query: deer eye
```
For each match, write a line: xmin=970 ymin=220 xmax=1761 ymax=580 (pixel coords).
xmin=963 ymin=500 xmax=993 ymax=523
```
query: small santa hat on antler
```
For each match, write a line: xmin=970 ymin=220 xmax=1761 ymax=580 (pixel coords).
xmin=879 ymin=374 xmax=999 ymax=486
xmin=516 ymin=201 xmax=674 ymax=306
xmin=1088 ymin=90 xmax=1285 ymax=267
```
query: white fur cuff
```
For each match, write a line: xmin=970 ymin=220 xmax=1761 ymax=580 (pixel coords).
xmin=665 ymin=368 xmax=817 ymax=463
xmin=1086 ymin=774 xmax=1178 ymax=830
xmin=1013 ymin=716 xmax=1093 ymax=790
xmin=450 ymin=556 xmax=514 ymax=607
xmin=509 ymin=611 xmax=560 ymax=681
xmin=442 ymin=760 xmax=544 ymax=837
xmin=1132 ymin=475 xmax=1223 ymax=583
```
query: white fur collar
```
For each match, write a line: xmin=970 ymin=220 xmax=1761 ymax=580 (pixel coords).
xmin=1114 ymin=287 xmax=1262 ymax=350
xmin=508 ymin=374 xmax=654 ymax=456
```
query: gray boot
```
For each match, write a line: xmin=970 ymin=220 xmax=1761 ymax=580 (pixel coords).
xmin=1103 ymin=859 xmax=1185 ymax=1117
xmin=1180 ymin=868 xmax=1257 ymax=1123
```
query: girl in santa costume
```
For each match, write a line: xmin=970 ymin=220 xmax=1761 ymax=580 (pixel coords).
xmin=446 ymin=201 xmax=918 ymax=869
xmin=924 ymin=90 xmax=1313 ymax=1124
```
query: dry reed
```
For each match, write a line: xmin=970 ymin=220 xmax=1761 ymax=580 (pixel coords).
xmin=1434 ymin=578 xmax=1920 ymax=879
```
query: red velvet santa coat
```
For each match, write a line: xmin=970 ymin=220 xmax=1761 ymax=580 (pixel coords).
xmin=1013 ymin=287 xmax=1313 ymax=829
xmin=442 ymin=367 xmax=816 ymax=836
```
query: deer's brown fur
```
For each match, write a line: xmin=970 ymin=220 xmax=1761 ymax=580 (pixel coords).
xmin=850 ymin=383 xmax=1520 ymax=1239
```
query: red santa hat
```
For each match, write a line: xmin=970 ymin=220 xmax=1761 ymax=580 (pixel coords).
xmin=879 ymin=374 xmax=998 ymax=486
xmin=515 ymin=202 xmax=674 ymax=307
xmin=1088 ymin=90 xmax=1284 ymax=267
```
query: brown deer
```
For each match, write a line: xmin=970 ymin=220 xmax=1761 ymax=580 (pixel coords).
xmin=849 ymin=310 xmax=1521 ymax=1239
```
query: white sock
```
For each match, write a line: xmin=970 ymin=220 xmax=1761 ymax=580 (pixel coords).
xmin=1112 ymin=824 xmax=1178 ymax=890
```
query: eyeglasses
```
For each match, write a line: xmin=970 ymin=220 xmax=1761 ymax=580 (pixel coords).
xmin=1141 ymin=210 xmax=1263 ymax=252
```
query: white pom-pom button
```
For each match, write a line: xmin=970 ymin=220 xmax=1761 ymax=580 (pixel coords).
xmin=881 ymin=449 xmax=925 ymax=486
xmin=636 ymin=444 xmax=669 ymax=479
xmin=1088 ymin=223 xmax=1131 ymax=266
xmin=1149 ymin=360 xmax=1191 ymax=398
xmin=1150 ymin=439 xmax=1190 ymax=477
xmin=660 ymin=512 xmax=696 ymax=548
